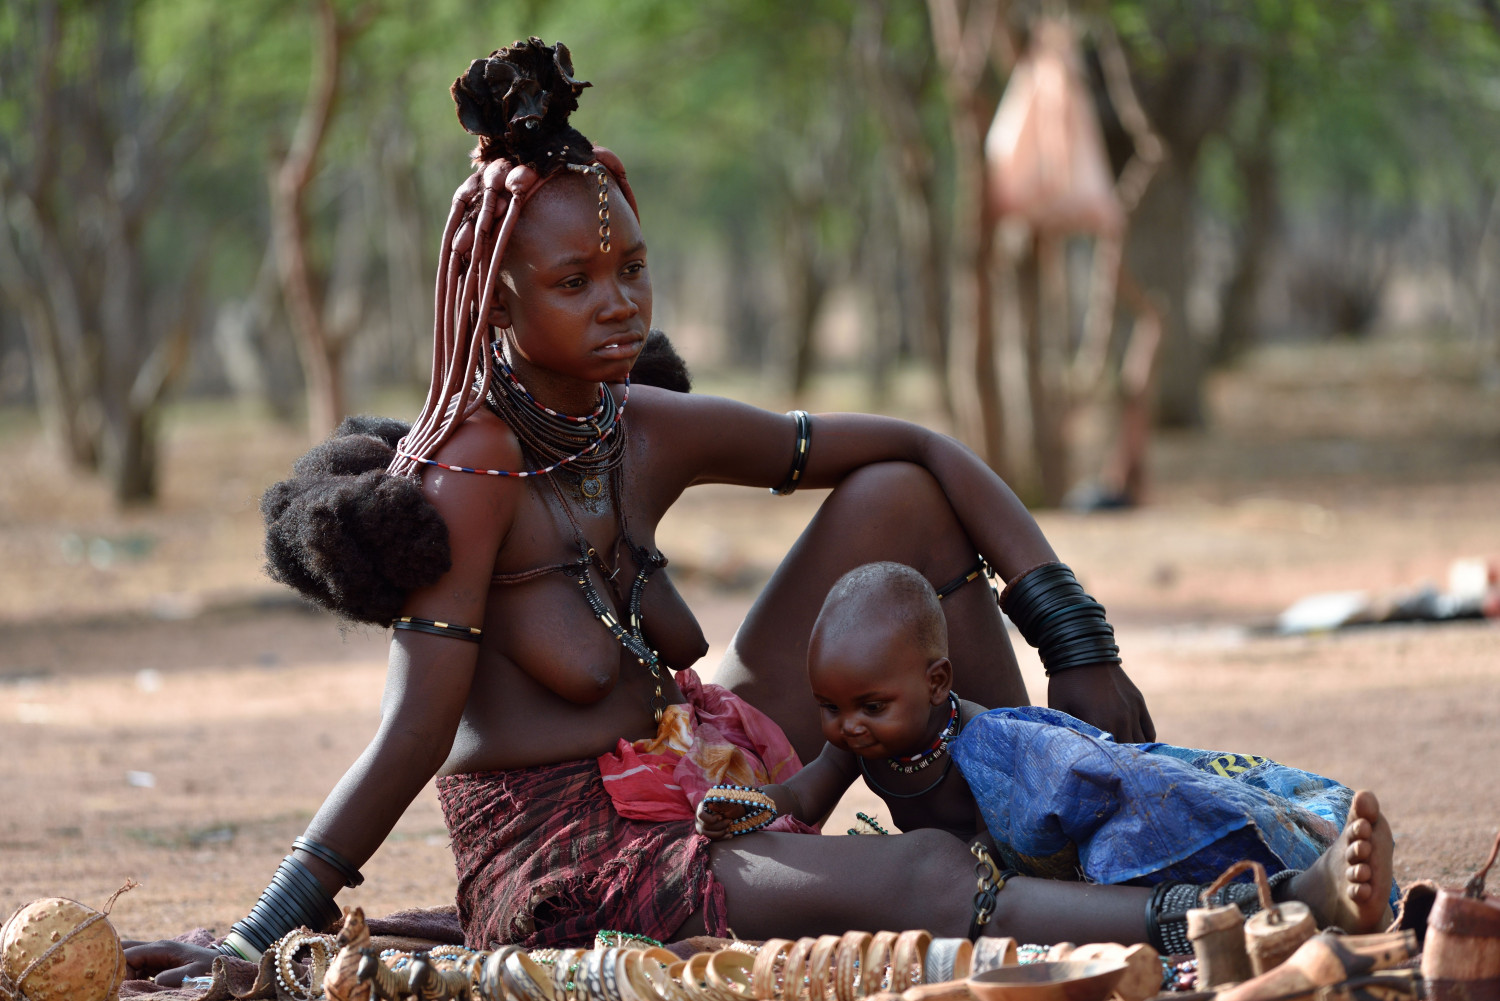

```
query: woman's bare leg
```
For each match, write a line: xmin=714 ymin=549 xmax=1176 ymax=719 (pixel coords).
xmin=717 ymin=461 xmax=1031 ymax=762
xmin=694 ymin=829 xmax=1150 ymax=945
xmin=678 ymin=793 xmax=1396 ymax=944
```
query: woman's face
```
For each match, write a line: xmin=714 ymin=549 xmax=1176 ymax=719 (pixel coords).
xmin=491 ymin=172 xmax=651 ymax=394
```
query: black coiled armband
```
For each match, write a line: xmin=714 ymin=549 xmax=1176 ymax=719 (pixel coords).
xmin=215 ymin=854 xmax=341 ymax=960
xmin=999 ymin=562 xmax=1122 ymax=676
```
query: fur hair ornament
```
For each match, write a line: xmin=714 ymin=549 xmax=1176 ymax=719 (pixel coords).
xmin=261 ymin=416 xmax=452 ymax=626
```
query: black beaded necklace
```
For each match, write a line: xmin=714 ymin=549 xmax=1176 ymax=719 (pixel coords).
xmin=487 ymin=342 xmax=626 ymax=502
xmin=546 ymin=464 xmax=670 ymax=724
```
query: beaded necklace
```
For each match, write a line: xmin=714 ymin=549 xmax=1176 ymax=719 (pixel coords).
xmin=859 ymin=752 xmax=953 ymax=799
xmin=546 ymin=465 xmax=670 ymax=724
xmin=886 ymin=691 xmax=961 ymax=773
xmin=395 ymin=345 xmax=628 ymax=489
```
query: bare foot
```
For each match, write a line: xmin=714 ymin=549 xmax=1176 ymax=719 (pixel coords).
xmin=1287 ymin=790 xmax=1394 ymax=932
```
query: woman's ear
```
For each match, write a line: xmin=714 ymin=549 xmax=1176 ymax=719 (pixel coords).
xmin=926 ymin=657 xmax=953 ymax=703
xmin=488 ymin=297 xmax=512 ymax=331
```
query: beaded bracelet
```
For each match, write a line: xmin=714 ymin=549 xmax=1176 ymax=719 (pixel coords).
xmin=392 ymin=615 xmax=483 ymax=643
xmin=595 ymin=930 xmax=665 ymax=950
xmin=771 ymin=410 xmax=812 ymax=496
xmin=701 ymin=784 xmax=778 ymax=836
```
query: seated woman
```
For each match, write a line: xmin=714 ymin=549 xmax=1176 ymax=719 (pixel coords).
xmin=125 ymin=39 xmax=1391 ymax=986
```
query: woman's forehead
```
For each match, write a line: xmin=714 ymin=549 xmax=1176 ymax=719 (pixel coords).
xmin=508 ymin=171 xmax=641 ymax=261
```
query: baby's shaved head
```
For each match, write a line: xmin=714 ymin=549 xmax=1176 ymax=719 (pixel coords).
xmin=815 ymin=562 xmax=948 ymax=662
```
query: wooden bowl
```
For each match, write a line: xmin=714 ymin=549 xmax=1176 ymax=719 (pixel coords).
xmin=966 ymin=961 xmax=1128 ymax=1001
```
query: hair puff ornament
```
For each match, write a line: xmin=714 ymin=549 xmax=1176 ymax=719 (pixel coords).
xmin=453 ymin=37 xmax=591 ymax=168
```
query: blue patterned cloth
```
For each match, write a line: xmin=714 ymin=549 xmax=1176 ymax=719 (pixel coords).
xmin=950 ymin=706 xmax=1354 ymax=887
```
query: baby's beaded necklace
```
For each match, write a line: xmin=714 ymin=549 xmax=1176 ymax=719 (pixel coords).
xmin=887 ymin=691 xmax=961 ymax=772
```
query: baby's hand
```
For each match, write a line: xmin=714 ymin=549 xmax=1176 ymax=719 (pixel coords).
xmin=695 ymin=799 xmax=747 ymax=841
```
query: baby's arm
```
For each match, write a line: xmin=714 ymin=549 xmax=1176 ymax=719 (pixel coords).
xmin=695 ymin=743 xmax=860 ymax=839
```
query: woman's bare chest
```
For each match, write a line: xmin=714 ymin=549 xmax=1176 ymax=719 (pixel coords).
xmin=486 ymin=479 xmax=708 ymax=703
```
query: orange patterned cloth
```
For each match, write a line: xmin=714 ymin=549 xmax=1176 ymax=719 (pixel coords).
xmin=597 ymin=667 xmax=816 ymax=831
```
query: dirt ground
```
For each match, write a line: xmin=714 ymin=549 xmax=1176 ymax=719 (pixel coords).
xmin=1 ymin=333 xmax=1498 ymax=942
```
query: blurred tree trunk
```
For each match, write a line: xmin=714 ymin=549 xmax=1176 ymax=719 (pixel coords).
xmin=378 ymin=101 xmax=429 ymax=387
xmin=1215 ymin=87 xmax=1280 ymax=366
xmin=1477 ymin=189 xmax=1500 ymax=385
xmin=213 ymin=245 xmax=296 ymax=418
xmin=1123 ymin=51 xmax=1243 ymax=428
xmin=724 ymin=211 xmax=770 ymax=369
xmin=0 ymin=0 xmax=204 ymax=504
xmin=926 ymin=0 xmax=1010 ymax=476
xmin=271 ymin=0 xmax=373 ymax=439
xmin=778 ymin=201 xmax=830 ymax=396
xmin=773 ymin=61 xmax=854 ymax=397
xmin=855 ymin=0 xmax=950 ymax=409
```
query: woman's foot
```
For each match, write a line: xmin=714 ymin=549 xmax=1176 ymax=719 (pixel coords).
xmin=1287 ymin=790 xmax=1394 ymax=932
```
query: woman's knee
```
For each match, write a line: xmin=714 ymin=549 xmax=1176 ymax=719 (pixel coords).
xmin=828 ymin=461 xmax=945 ymax=518
xmin=820 ymin=462 xmax=969 ymax=561
xmin=890 ymin=829 xmax=978 ymax=931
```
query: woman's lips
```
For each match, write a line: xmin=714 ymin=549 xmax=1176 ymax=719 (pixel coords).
xmin=594 ymin=336 xmax=643 ymax=360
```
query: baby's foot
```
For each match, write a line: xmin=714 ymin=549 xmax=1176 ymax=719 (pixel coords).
xmin=1287 ymin=790 xmax=1394 ymax=932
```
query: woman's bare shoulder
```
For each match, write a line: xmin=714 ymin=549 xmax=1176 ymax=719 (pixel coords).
xmin=429 ymin=407 xmax=524 ymax=472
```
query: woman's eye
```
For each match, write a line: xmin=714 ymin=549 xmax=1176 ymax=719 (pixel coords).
xmin=559 ymin=276 xmax=586 ymax=289
xmin=623 ymin=261 xmax=646 ymax=276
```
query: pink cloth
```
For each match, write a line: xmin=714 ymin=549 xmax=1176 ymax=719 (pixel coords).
xmin=597 ymin=668 xmax=816 ymax=832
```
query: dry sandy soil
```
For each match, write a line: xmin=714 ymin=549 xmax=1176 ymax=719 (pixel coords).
xmin=1 ymin=334 xmax=1497 ymax=942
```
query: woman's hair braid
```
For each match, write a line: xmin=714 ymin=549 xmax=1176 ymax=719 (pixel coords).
xmin=388 ymin=38 xmax=640 ymax=479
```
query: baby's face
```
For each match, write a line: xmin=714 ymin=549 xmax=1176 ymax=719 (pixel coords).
xmin=808 ymin=629 xmax=943 ymax=760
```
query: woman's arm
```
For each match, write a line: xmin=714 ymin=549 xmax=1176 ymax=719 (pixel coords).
xmin=644 ymin=393 xmax=1153 ymax=740
xmin=127 ymin=421 xmax=520 ymax=985
xmin=298 ymin=414 xmax=521 ymax=881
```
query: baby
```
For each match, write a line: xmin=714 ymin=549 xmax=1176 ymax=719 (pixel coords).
xmin=696 ymin=561 xmax=1394 ymax=933
xmin=697 ymin=560 xmax=991 ymax=844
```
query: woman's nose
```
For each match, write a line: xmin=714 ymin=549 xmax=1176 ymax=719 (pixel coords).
xmin=597 ymin=280 xmax=639 ymax=321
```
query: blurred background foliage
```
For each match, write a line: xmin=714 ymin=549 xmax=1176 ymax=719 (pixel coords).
xmin=1 ymin=0 xmax=1497 ymax=504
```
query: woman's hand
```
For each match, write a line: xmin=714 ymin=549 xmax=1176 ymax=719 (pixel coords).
xmin=122 ymin=940 xmax=222 ymax=987
xmin=1047 ymin=664 xmax=1156 ymax=743
xmin=695 ymin=799 xmax=746 ymax=841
